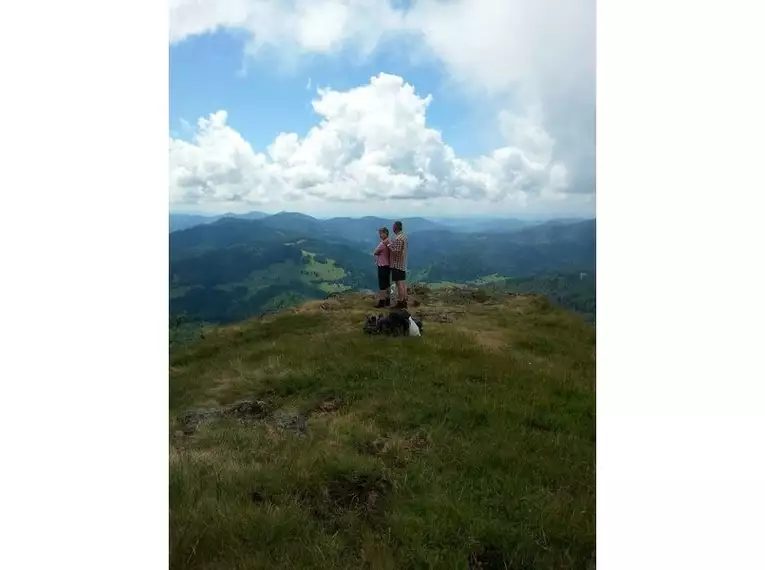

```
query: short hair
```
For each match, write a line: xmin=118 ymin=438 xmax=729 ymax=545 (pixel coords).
xmin=379 ymin=226 xmax=389 ymax=236
xmin=393 ymin=220 xmax=403 ymax=231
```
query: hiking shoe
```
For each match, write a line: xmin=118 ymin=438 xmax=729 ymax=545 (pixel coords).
xmin=395 ymin=300 xmax=408 ymax=309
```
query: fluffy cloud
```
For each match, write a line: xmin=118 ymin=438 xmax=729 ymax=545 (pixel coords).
xmin=170 ymin=73 xmax=569 ymax=207
xmin=169 ymin=0 xmax=405 ymax=54
xmin=169 ymin=0 xmax=595 ymax=199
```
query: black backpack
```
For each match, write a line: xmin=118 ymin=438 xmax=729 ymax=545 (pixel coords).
xmin=364 ymin=309 xmax=423 ymax=337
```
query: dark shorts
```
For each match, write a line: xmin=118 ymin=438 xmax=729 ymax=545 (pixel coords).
xmin=377 ymin=265 xmax=391 ymax=291
xmin=391 ymin=268 xmax=407 ymax=282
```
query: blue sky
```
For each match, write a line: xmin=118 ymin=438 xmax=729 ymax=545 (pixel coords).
xmin=170 ymin=31 xmax=503 ymax=158
xmin=168 ymin=0 xmax=595 ymax=218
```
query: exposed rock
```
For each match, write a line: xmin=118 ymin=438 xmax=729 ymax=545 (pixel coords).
xmin=438 ymin=286 xmax=498 ymax=304
xmin=315 ymin=397 xmax=342 ymax=414
xmin=388 ymin=284 xmax=398 ymax=305
xmin=179 ymin=408 xmax=222 ymax=434
xmin=223 ymin=399 xmax=270 ymax=420
xmin=272 ymin=409 xmax=308 ymax=436
xmin=409 ymin=283 xmax=431 ymax=296
xmin=177 ymin=397 xmax=338 ymax=438
xmin=179 ymin=399 xmax=271 ymax=434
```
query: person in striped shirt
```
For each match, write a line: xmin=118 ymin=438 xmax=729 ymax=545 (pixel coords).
xmin=386 ymin=220 xmax=408 ymax=308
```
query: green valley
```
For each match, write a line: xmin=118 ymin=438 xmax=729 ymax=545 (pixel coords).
xmin=170 ymin=214 xmax=596 ymax=324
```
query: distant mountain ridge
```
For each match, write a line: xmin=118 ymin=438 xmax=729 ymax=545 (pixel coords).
xmin=169 ymin=210 xmax=269 ymax=232
xmin=169 ymin=210 xmax=585 ymax=238
xmin=171 ymin=211 xmax=454 ymax=244
xmin=169 ymin=213 xmax=595 ymax=324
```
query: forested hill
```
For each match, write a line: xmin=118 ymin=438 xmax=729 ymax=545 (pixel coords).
xmin=169 ymin=215 xmax=595 ymax=324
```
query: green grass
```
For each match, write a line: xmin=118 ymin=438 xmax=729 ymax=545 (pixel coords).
xmin=427 ymin=280 xmax=462 ymax=290
xmin=427 ymin=274 xmax=507 ymax=291
xmin=300 ymin=250 xmax=347 ymax=281
xmin=317 ymin=282 xmax=352 ymax=294
xmin=208 ymin=255 xmax=350 ymax=301
xmin=472 ymin=273 xmax=507 ymax=285
xmin=169 ymin=290 xmax=595 ymax=569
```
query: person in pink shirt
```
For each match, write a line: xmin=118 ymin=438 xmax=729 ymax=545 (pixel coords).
xmin=372 ymin=227 xmax=391 ymax=308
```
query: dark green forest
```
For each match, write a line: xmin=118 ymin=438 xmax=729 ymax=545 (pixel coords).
xmin=169 ymin=213 xmax=595 ymax=324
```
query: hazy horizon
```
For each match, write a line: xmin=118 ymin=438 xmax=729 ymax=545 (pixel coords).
xmin=169 ymin=208 xmax=594 ymax=222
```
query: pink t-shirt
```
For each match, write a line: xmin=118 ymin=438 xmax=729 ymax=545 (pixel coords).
xmin=374 ymin=240 xmax=390 ymax=267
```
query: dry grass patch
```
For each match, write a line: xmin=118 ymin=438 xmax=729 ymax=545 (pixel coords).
xmin=291 ymin=299 xmax=341 ymax=314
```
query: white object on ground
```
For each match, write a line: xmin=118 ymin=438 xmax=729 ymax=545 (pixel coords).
xmin=408 ymin=317 xmax=421 ymax=337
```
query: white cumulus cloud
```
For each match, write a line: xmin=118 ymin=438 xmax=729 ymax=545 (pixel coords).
xmin=170 ymin=73 xmax=569 ymax=208
xmin=169 ymin=0 xmax=595 ymax=200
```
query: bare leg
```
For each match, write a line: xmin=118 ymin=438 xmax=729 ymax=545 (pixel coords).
xmin=397 ymin=280 xmax=407 ymax=302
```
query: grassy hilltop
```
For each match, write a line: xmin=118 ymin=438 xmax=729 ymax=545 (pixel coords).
xmin=169 ymin=286 xmax=596 ymax=569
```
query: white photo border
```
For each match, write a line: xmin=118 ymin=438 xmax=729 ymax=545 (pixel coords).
xmin=1 ymin=0 xmax=764 ymax=568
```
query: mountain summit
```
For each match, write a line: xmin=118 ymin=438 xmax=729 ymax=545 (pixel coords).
xmin=170 ymin=285 xmax=595 ymax=569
